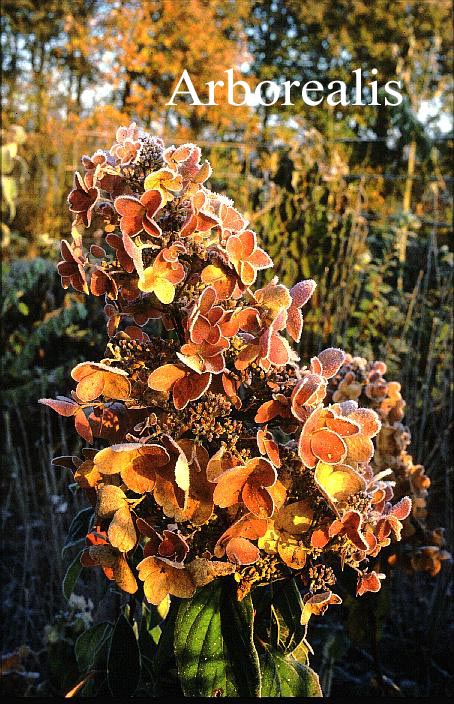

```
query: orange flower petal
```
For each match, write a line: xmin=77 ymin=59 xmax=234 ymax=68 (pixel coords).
xmin=286 ymin=305 xmax=303 ymax=343
xmin=206 ymin=446 xmax=240 ymax=482
xmin=325 ymin=416 xmax=360 ymax=437
xmin=389 ymin=496 xmax=412 ymax=520
xmin=347 ymin=408 xmax=381 ymax=437
xmin=242 ymin=482 xmax=274 ymax=518
xmin=212 ymin=466 xmax=251 ymax=508
xmin=278 ymin=539 xmax=307 ymax=570
xmin=248 ymin=247 xmax=272 ymax=270
xmin=316 ymin=348 xmax=345 ymax=379
xmin=255 ymin=399 xmax=286 ymax=423
xmin=226 ymin=537 xmax=260 ymax=565
xmin=215 ymin=514 xmax=268 ymax=558
xmin=291 ymin=374 xmax=327 ymax=415
xmin=148 ymin=364 xmax=186 ymax=392
xmin=71 ymin=362 xmax=130 ymax=402
xmin=311 ymin=429 xmax=347 ymax=464
xmin=311 ymin=526 xmax=330 ymax=548
xmin=345 ymin=435 xmax=374 ymax=464
xmin=137 ymin=556 xmax=195 ymax=605
xmin=240 ymin=261 xmax=256 ymax=286
xmin=246 ymin=457 xmax=277 ymax=486
xmin=235 ymin=344 xmax=260 ymax=370
xmin=225 ymin=234 xmax=243 ymax=265
xmin=108 ymin=504 xmax=137 ymax=552
xmin=289 ymin=280 xmax=317 ymax=308
xmin=239 ymin=229 xmax=256 ymax=257
xmin=172 ymin=372 xmax=211 ymax=410
xmin=298 ymin=407 xmax=331 ymax=468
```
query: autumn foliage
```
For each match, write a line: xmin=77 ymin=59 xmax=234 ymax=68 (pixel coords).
xmin=40 ymin=123 xmax=413 ymax=614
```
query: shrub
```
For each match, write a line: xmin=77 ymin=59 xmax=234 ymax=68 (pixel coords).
xmin=1 ymin=257 xmax=104 ymax=409
xmin=41 ymin=123 xmax=413 ymax=697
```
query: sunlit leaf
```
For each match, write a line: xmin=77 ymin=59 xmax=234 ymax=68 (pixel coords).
xmin=96 ymin=485 xmax=127 ymax=519
xmin=137 ymin=556 xmax=195 ymax=605
xmin=174 ymin=580 xmax=261 ymax=697
xmin=260 ymin=648 xmax=322 ymax=697
xmin=71 ymin=362 xmax=130 ymax=402
xmin=186 ymin=557 xmax=235 ymax=586
xmin=38 ymin=397 xmax=78 ymax=416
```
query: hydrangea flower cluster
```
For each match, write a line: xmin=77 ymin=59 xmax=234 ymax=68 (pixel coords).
xmin=41 ymin=124 xmax=413 ymax=618
xmin=328 ymin=356 xmax=451 ymax=576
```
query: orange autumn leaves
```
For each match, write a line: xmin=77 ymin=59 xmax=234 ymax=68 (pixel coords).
xmin=44 ymin=124 xmax=414 ymax=611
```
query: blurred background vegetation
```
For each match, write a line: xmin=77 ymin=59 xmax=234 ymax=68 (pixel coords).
xmin=1 ymin=0 xmax=453 ymax=697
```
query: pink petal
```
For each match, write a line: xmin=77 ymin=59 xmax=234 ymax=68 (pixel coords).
xmin=317 ymin=348 xmax=346 ymax=379
xmin=239 ymin=229 xmax=256 ymax=257
xmin=290 ymin=279 xmax=316 ymax=307
xmin=114 ymin=195 xmax=143 ymax=217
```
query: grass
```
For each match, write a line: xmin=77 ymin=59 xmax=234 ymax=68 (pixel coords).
xmin=1 ymin=405 xmax=87 ymax=652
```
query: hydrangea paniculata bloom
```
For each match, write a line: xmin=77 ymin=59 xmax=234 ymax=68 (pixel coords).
xmin=40 ymin=125 xmax=417 ymax=615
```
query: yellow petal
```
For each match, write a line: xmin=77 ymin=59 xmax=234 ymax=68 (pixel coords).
xmin=138 ymin=266 xmax=158 ymax=293
xmin=175 ymin=448 xmax=190 ymax=492
xmin=274 ymin=500 xmax=314 ymax=535
xmin=277 ymin=536 xmax=307 ymax=569
xmin=315 ymin=461 xmax=366 ymax=503
xmin=154 ymin=277 xmax=175 ymax=304
xmin=257 ymin=526 xmax=280 ymax=554
xmin=143 ymin=171 xmax=162 ymax=191
xmin=96 ymin=484 xmax=126 ymax=519
xmin=94 ymin=446 xmax=132 ymax=475
xmin=108 ymin=504 xmax=137 ymax=552
xmin=186 ymin=558 xmax=235 ymax=587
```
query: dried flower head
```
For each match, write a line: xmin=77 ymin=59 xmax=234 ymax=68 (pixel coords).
xmin=40 ymin=125 xmax=416 ymax=620
xmin=327 ymin=355 xmax=450 ymax=576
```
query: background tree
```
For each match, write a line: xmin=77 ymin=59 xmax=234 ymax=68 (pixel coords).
xmin=97 ymin=0 xmax=254 ymax=137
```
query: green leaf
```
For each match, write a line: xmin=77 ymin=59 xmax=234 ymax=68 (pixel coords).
xmin=271 ymin=579 xmax=306 ymax=653
xmin=62 ymin=507 xmax=93 ymax=558
xmin=75 ymin=622 xmax=113 ymax=674
xmin=260 ymin=648 xmax=322 ymax=697
xmin=290 ymin=637 xmax=311 ymax=665
xmin=174 ymin=579 xmax=261 ymax=697
xmin=62 ymin=552 xmax=83 ymax=600
xmin=107 ymin=614 xmax=141 ymax=697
